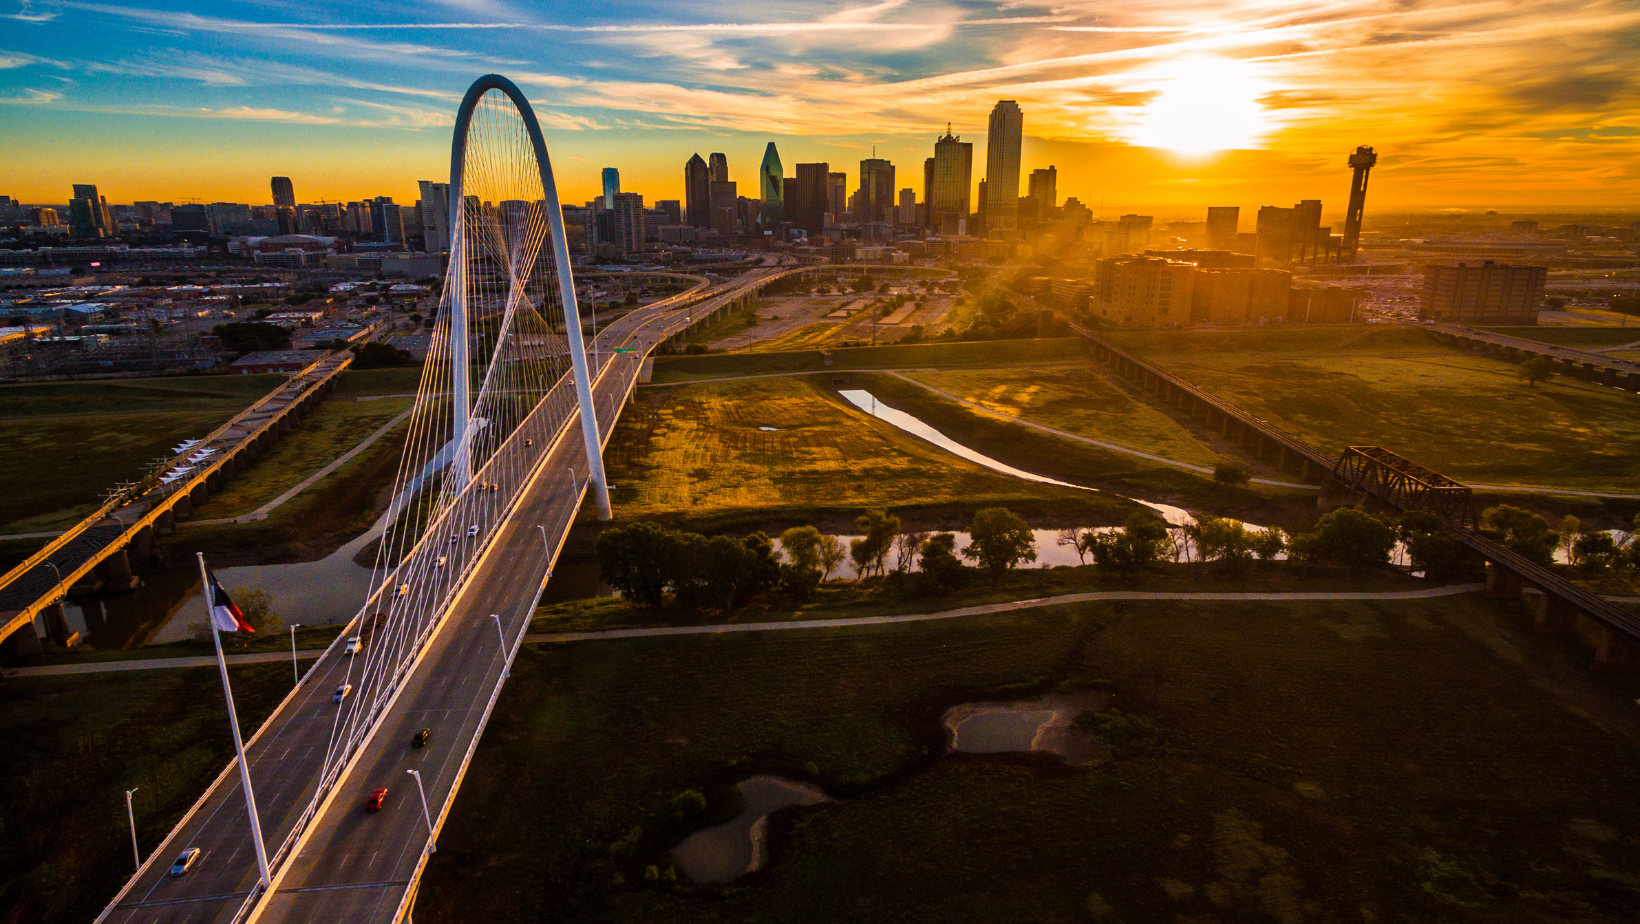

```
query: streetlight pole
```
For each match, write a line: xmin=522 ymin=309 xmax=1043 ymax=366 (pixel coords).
xmin=407 ymin=769 xmax=436 ymax=853
xmin=125 ymin=788 xmax=140 ymax=871
xmin=490 ymin=614 xmax=509 ymax=678
xmin=288 ymin=624 xmax=302 ymax=686
xmin=536 ymin=524 xmax=551 ymax=556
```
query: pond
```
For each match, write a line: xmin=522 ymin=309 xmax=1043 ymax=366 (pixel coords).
xmin=61 ymin=514 xmax=385 ymax=649
xmin=944 ymin=691 xmax=1107 ymax=766
xmin=672 ymin=776 xmax=831 ymax=885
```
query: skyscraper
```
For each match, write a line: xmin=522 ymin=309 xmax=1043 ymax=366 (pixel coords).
xmin=758 ymin=142 xmax=784 ymax=226
xmin=792 ymin=163 xmax=831 ymax=235
xmin=271 ymin=176 xmax=296 ymax=209
xmin=984 ymin=100 xmax=1023 ymax=232
xmin=418 ymin=180 xmax=450 ymax=253
xmin=370 ymin=197 xmax=404 ymax=245
xmin=709 ymin=152 xmax=728 ymax=184
xmin=827 ymin=172 xmax=847 ymax=224
xmin=709 ymin=180 xmax=738 ymax=233
xmin=858 ymin=157 xmax=895 ymax=223
xmin=611 ymin=191 xmax=645 ymax=252
xmin=1291 ymin=199 xmax=1322 ymax=264
xmin=930 ymin=127 xmax=972 ymax=234
xmin=1255 ymin=206 xmax=1294 ymax=266
xmin=71 ymin=183 xmax=112 ymax=237
xmin=601 ymin=168 xmax=620 ymax=209
xmin=1205 ymin=207 xmax=1239 ymax=250
xmin=685 ymin=154 xmax=711 ymax=227
xmin=897 ymin=188 xmax=916 ymax=227
xmin=1026 ymin=165 xmax=1057 ymax=220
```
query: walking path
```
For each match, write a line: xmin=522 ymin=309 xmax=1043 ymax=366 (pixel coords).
xmin=3 ymin=649 xmax=328 ymax=678
xmin=182 ymin=405 xmax=415 ymax=526
xmin=525 ymin=583 xmax=1488 ymax=643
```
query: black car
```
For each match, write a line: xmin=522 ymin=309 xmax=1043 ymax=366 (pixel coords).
xmin=412 ymin=728 xmax=432 ymax=748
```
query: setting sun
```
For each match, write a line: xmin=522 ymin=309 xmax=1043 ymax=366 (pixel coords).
xmin=1126 ymin=57 xmax=1274 ymax=154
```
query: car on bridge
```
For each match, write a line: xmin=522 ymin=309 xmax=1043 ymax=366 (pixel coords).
xmin=436 ymin=556 xmax=447 ymax=568
xmin=365 ymin=788 xmax=388 ymax=812
xmin=333 ymin=683 xmax=352 ymax=703
xmin=467 ymin=525 xmax=480 ymax=537
xmin=168 ymin=847 xmax=201 ymax=877
xmin=412 ymin=727 xmax=432 ymax=748
xmin=343 ymin=636 xmax=363 ymax=656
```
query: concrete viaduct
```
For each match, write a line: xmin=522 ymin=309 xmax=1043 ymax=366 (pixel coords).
xmin=1423 ymin=322 xmax=1640 ymax=392
xmin=0 ymin=351 xmax=353 ymax=653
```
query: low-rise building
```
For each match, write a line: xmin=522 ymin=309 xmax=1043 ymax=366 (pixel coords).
xmin=228 ymin=349 xmax=330 ymax=374
xmin=1091 ymin=256 xmax=1196 ymax=327
xmin=1419 ymin=261 xmax=1547 ymax=324
xmin=1189 ymin=268 xmax=1291 ymax=326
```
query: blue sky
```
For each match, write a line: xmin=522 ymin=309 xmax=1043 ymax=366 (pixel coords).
xmin=3 ymin=0 xmax=1638 ymax=212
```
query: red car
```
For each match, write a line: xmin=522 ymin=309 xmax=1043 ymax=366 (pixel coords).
xmin=365 ymin=788 xmax=388 ymax=812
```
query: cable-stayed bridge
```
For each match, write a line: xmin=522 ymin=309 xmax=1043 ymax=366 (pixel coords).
xmin=97 ymin=75 xmax=814 ymax=924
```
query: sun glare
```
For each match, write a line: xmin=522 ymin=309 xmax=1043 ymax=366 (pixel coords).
xmin=1126 ymin=57 xmax=1273 ymax=155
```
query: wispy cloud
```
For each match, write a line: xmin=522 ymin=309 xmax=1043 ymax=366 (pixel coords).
xmin=0 ymin=87 xmax=59 ymax=103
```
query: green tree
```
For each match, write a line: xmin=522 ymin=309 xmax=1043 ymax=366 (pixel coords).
xmin=1519 ymin=355 xmax=1554 ymax=388
xmin=1398 ymin=510 xmax=1462 ymax=577
xmin=817 ymin=534 xmax=845 ymax=581
xmin=849 ymin=509 xmax=901 ymax=579
xmin=963 ymin=507 xmax=1037 ymax=586
xmin=779 ymin=526 xmax=825 ymax=599
xmin=917 ymin=532 xmax=966 ymax=593
xmin=350 ymin=341 xmax=415 ymax=368
xmin=1193 ymin=515 xmax=1253 ymax=568
xmin=1250 ymin=527 xmax=1287 ymax=562
xmin=1212 ymin=462 xmax=1251 ymax=488
xmin=595 ymin=522 xmax=677 ymax=607
xmin=1481 ymin=505 xmax=1558 ymax=567
xmin=1089 ymin=513 xmax=1170 ymax=578
xmin=1305 ymin=507 xmax=1396 ymax=570
xmin=1573 ymin=531 xmax=1618 ymax=571
xmin=211 ymin=320 xmax=291 ymax=356
xmin=1557 ymin=515 xmax=1583 ymax=566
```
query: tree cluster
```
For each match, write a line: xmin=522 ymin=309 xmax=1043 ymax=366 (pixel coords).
xmin=594 ymin=522 xmax=780 ymax=610
xmin=350 ymin=341 xmax=417 ymax=369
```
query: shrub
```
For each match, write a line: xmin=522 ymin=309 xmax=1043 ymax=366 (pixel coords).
xmin=1212 ymin=462 xmax=1251 ymax=488
xmin=1193 ymin=515 xmax=1253 ymax=569
xmin=1481 ymin=505 xmax=1558 ymax=567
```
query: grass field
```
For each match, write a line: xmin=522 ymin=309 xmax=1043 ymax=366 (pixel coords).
xmin=602 ymin=375 xmax=1134 ymax=530
xmin=1479 ymin=326 xmax=1640 ymax=347
xmin=0 ymin=663 xmax=295 ymax=924
xmin=419 ymin=593 xmax=1640 ymax=922
xmin=199 ymin=397 xmax=412 ymax=517
xmin=650 ymin=337 xmax=1092 ymax=382
xmin=0 ymin=374 xmax=288 ymax=533
xmin=333 ymin=366 xmax=424 ymax=396
xmin=1107 ymin=326 xmax=1640 ymax=493
xmin=904 ymin=366 xmax=1226 ymax=468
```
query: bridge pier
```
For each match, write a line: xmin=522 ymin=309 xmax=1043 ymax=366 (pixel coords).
xmin=156 ymin=508 xmax=177 ymax=534
xmin=1532 ymin=594 xmax=1578 ymax=631
xmin=1626 ymin=372 xmax=1640 ymax=393
xmin=1594 ymin=629 xmax=1640 ymax=671
xmin=1483 ymin=563 xmax=1524 ymax=599
xmin=189 ymin=483 xmax=209 ymax=509
xmin=6 ymin=622 xmax=44 ymax=656
xmin=131 ymin=525 xmax=156 ymax=569
xmin=1602 ymin=368 xmax=1618 ymax=388
xmin=42 ymin=601 xmax=77 ymax=647
xmin=96 ymin=548 xmax=139 ymax=592
xmin=173 ymin=495 xmax=192 ymax=521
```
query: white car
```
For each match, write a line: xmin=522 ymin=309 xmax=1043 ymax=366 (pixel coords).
xmin=169 ymin=847 xmax=202 ymax=877
xmin=343 ymin=636 xmax=362 ymax=656
xmin=436 ymin=556 xmax=447 ymax=568
xmin=467 ymin=525 xmax=479 ymax=538
xmin=333 ymin=683 xmax=353 ymax=703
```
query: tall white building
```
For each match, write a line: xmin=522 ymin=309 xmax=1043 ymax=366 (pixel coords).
xmin=984 ymin=100 xmax=1023 ymax=232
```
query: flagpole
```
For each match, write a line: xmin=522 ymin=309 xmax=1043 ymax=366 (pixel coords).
xmin=198 ymin=552 xmax=272 ymax=889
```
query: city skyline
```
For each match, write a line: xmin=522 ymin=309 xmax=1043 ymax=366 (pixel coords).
xmin=1 ymin=1 xmax=1635 ymax=209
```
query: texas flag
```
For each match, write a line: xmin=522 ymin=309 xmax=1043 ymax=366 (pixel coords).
xmin=208 ymin=574 xmax=255 ymax=633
